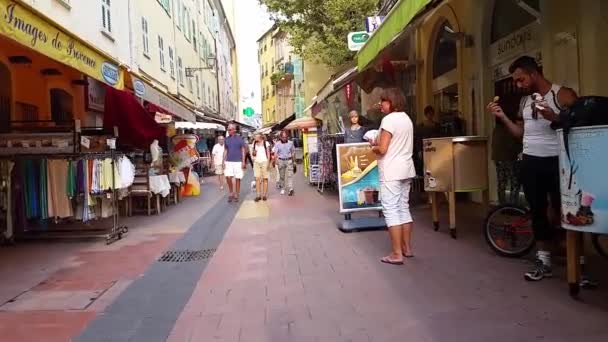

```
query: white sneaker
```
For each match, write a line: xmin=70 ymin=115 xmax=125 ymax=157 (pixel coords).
xmin=280 ymin=189 xmax=285 ymax=195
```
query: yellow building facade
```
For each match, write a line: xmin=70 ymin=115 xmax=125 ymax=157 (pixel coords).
xmin=258 ymin=25 xmax=277 ymax=126
xmin=362 ymin=0 xmax=608 ymax=201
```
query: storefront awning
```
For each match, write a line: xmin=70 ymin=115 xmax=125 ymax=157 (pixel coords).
xmin=273 ymin=113 xmax=296 ymax=131
xmin=174 ymin=122 xmax=225 ymax=131
xmin=332 ymin=67 xmax=358 ymax=90
xmin=131 ymin=75 xmax=196 ymax=123
xmin=284 ymin=117 xmax=319 ymax=131
xmin=0 ymin=0 xmax=124 ymax=89
xmin=103 ymin=86 xmax=166 ymax=150
xmin=195 ymin=110 xmax=227 ymax=124
xmin=357 ymin=0 xmax=432 ymax=71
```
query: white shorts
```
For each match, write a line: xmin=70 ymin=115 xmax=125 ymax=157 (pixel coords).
xmin=380 ymin=179 xmax=413 ymax=227
xmin=214 ymin=164 xmax=224 ymax=175
xmin=224 ymin=161 xmax=244 ymax=179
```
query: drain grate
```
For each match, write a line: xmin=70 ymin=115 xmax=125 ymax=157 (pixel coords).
xmin=158 ymin=249 xmax=216 ymax=262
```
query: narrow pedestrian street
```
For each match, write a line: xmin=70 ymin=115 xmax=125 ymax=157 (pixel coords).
xmin=1 ymin=172 xmax=607 ymax=342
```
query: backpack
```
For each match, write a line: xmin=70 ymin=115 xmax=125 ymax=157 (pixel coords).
xmin=552 ymin=96 xmax=608 ymax=159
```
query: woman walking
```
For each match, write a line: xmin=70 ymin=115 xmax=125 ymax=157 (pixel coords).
xmin=372 ymin=88 xmax=416 ymax=265
xmin=252 ymin=134 xmax=271 ymax=201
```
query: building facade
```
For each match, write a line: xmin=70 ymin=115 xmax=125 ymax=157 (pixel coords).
xmin=16 ymin=0 xmax=238 ymax=123
xmin=258 ymin=25 xmax=276 ymax=126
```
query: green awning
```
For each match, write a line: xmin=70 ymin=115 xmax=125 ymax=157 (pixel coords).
xmin=357 ymin=0 xmax=432 ymax=71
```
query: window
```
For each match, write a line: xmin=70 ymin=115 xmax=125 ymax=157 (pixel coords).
xmin=182 ymin=5 xmax=188 ymax=38
xmin=187 ymin=75 xmax=193 ymax=93
xmin=50 ymin=89 xmax=74 ymax=122
xmin=141 ymin=17 xmax=150 ymax=57
xmin=192 ymin=21 xmax=197 ymax=50
xmin=157 ymin=0 xmax=171 ymax=15
xmin=158 ymin=36 xmax=165 ymax=71
xmin=195 ymin=75 xmax=200 ymax=99
xmin=176 ymin=0 xmax=182 ymax=30
xmin=168 ymin=47 xmax=175 ymax=78
xmin=178 ymin=57 xmax=184 ymax=86
xmin=101 ymin=0 xmax=112 ymax=34
xmin=56 ymin=0 xmax=71 ymax=10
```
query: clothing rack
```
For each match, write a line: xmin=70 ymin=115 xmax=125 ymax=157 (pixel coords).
xmin=0 ymin=142 xmax=129 ymax=245
xmin=316 ymin=133 xmax=344 ymax=193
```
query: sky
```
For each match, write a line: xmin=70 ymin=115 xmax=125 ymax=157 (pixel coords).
xmin=233 ymin=0 xmax=272 ymax=122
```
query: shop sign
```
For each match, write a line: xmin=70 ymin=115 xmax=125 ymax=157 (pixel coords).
xmin=154 ymin=112 xmax=173 ymax=124
xmin=365 ymin=16 xmax=384 ymax=33
xmin=492 ymin=50 xmax=541 ymax=81
xmin=489 ymin=23 xmax=540 ymax=67
xmin=336 ymin=143 xmax=382 ymax=213
xmin=86 ymin=77 xmax=105 ymax=112
xmin=0 ymin=0 xmax=124 ymax=89
xmin=347 ymin=31 xmax=370 ymax=51
xmin=133 ymin=79 xmax=146 ymax=98
xmin=131 ymin=76 xmax=195 ymax=123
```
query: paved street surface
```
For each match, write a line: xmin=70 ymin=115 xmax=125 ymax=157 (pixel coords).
xmin=1 ymin=172 xmax=608 ymax=341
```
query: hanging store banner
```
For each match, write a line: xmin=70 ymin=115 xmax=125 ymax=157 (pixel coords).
xmin=131 ymin=76 xmax=196 ymax=123
xmin=336 ymin=143 xmax=382 ymax=213
xmin=0 ymin=0 xmax=124 ymax=89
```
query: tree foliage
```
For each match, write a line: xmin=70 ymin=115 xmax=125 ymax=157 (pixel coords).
xmin=260 ymin=0 xmax=380 ymax=68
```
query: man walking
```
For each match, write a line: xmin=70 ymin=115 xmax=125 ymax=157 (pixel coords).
xmin=488 ymin=56 xmax=577 ymax=281
xmin=223 ymin=123 xmax=247 ymax=202
xmin=211 ymin=136 xmax=226 ymax=190
xmin=273 ymin=131 xmax=295 ymax=196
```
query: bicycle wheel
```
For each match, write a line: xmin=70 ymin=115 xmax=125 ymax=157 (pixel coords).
xmin=591 ymin=233 xmax=608 ymax=258
xmin=484 ymin=204 xmax=535 ymax=257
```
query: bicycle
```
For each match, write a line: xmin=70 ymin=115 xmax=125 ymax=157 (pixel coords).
xmin=484 ymin=204 xmax=608 ymax=258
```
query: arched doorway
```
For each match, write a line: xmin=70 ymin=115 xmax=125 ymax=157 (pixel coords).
xmin=50 ymin=88 xmax=74 ymax=123
xmin=489 ymin=0 xmax=540 ymax=122
xmin=0 ymin=62 xmax=11 ymax=132
xmin=432 ymin=20 xmax=462 ymax=136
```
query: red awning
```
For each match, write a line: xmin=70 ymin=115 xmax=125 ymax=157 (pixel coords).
xmin=103 ymin=86 xmax=166 ymax=149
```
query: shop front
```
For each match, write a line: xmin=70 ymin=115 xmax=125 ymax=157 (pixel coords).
xmin=0 ymin=0 xmax=137 ymax=243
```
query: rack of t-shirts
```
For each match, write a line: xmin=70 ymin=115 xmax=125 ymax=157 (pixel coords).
xmin=316 ymin=133 xmax=344 ymax=194
xmin=1 ymin=150 xmax=132 ymax=245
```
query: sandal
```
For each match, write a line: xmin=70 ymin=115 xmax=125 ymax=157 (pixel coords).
xmin=228 ymin=196 xmax=233 ymax=203
xmin=402 ymin=253 xmax=414 ymax=258
xmin=380 ymin=256 xmax=403 ymax=265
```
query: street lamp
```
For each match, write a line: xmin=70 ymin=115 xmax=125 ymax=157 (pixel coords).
xmin=185 ymin=55 xmax=217 ymax=77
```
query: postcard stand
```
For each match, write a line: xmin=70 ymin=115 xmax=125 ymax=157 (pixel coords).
xmin=335 ymin=143 xmax=386 ymax=233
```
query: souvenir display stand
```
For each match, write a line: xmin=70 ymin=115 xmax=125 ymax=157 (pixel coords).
xmin=423 ymin=136 xmax=489 ymax=238
xmin=0 ymin=121 xmax=129 ymax=245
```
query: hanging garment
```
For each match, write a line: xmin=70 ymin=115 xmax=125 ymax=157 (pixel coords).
xmin=24 ymin=159 xmax=44 ymax=220
xmin=118 ymin=156 xmax=135 ymax=189
xmin=39 ymin=159 xmax=48 ymax=221
xmin=47 ymin=159 xmax=73 ymax=219
xmin=76 ymin=159 xmax=85 ymax=195
xmin=66 ymin=160 xmax=76 ymax=199
xmin=11 ymin=161 xmax=27 ymax=232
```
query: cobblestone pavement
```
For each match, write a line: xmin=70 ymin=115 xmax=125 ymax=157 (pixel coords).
xmin=1 ymin=173 xmax=608 ymax=341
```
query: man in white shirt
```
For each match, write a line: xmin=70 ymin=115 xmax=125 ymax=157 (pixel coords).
xmin=211 ymin=136 xmax=225 ymax=190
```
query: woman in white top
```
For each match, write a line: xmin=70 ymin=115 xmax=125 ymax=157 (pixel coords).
xmin=251 ymin=133 xmax=272 ymax=201
xmin=211 ymin=136 xmax=226 ymax=190
xmin=372 ymin=88 xmax=416 ymax=265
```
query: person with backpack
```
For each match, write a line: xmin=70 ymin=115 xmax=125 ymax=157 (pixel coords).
xmin=252 ymin=133 xmax=272 ymax=201
xmin=488 ymin=56 xmax=577 ymax=281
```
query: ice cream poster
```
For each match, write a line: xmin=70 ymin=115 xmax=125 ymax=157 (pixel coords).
xmin=336 ymin=143 xmax=381 ymax=213
xmin=558 ymin=127 xmax=608 ymax=234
